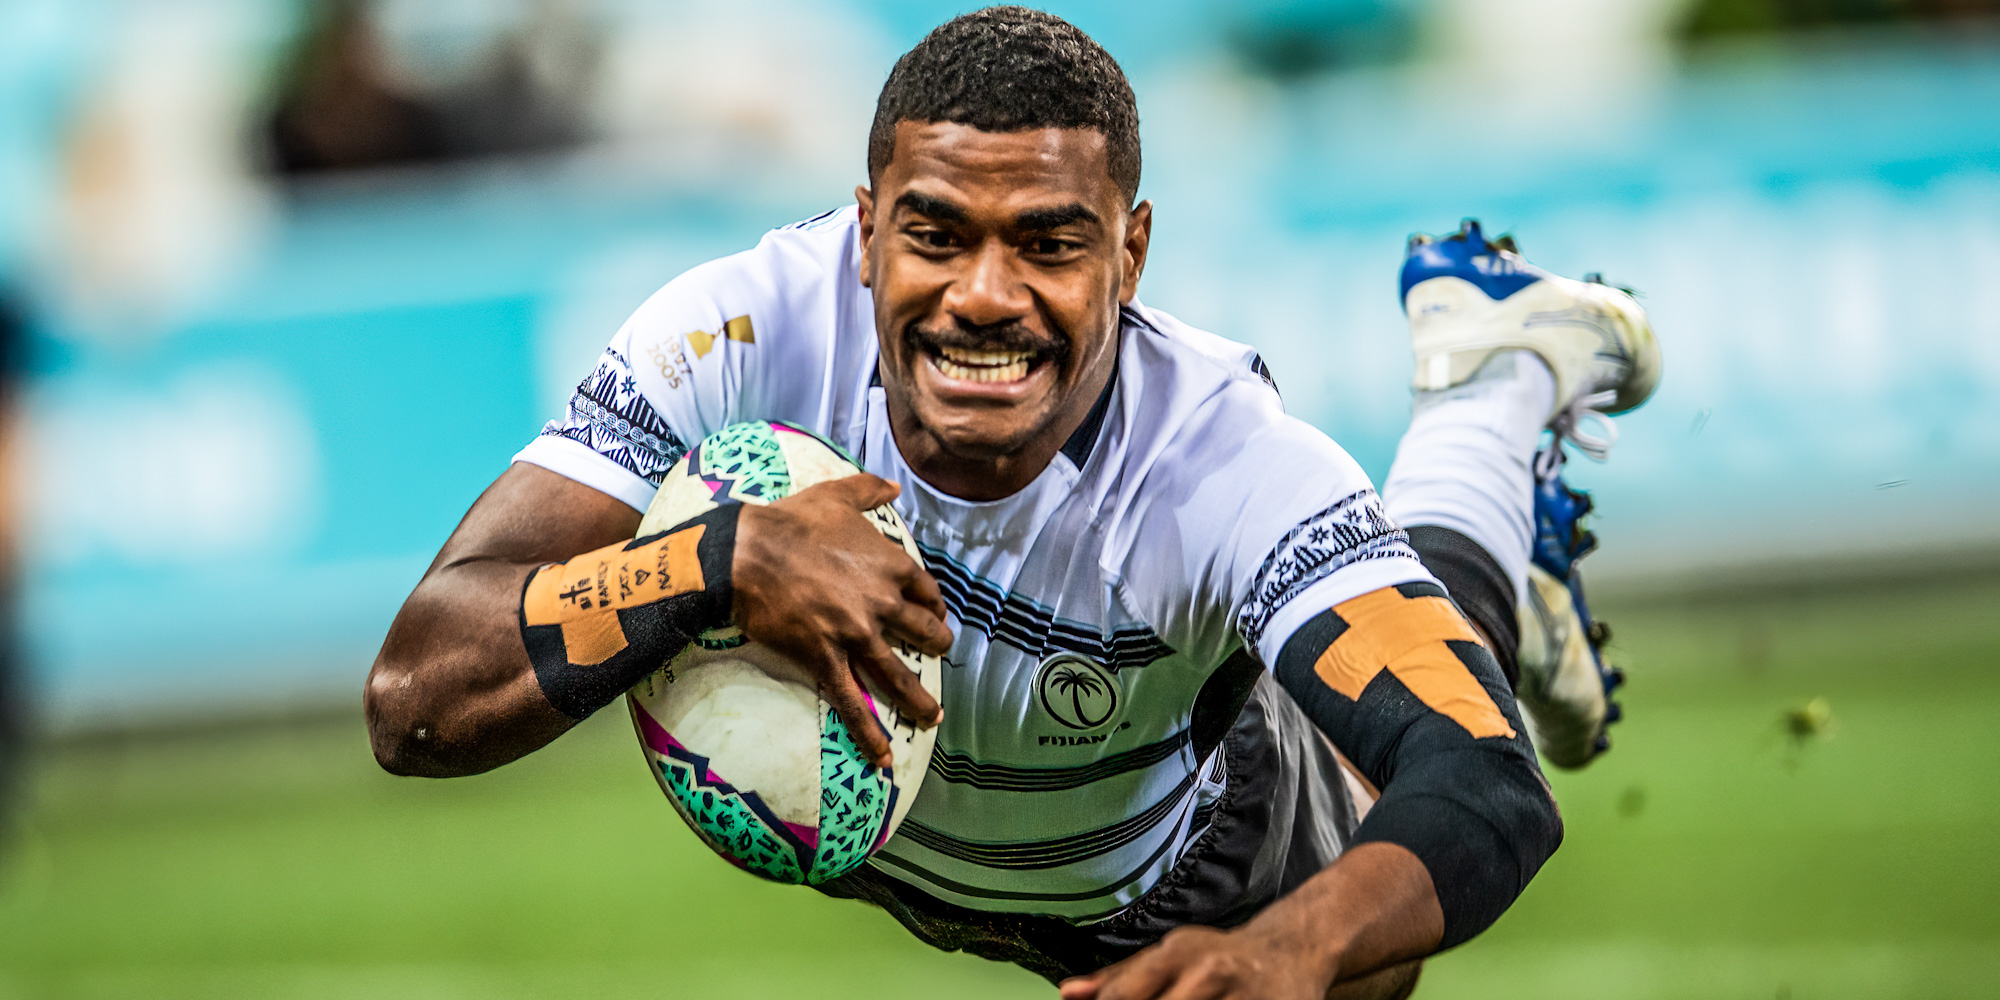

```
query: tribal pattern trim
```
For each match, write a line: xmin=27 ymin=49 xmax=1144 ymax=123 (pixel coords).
xmin=540 ymin=347 xmax=689 ymax=485
xmin=916 ymin=542 xmax=1175 ymax=673
xmin=1236 ymin=490 xmax=1416 ymax=653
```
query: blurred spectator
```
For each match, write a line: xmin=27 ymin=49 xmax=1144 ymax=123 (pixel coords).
xmin=268 ymin=0 xmax=445 ymax=172
xmin=267 ymin=0 xmax=597 ymax=175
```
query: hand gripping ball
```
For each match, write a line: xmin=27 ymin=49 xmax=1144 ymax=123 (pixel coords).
xmin=626 ymin=421 xmax=941 ymax=884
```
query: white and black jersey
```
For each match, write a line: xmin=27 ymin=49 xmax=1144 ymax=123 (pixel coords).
xmin=516 ymin=207 xmax=1435 ymax=919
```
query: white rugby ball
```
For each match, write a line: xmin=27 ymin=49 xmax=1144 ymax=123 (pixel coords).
xmin=626 ymin=420 xmax=940 ymax=884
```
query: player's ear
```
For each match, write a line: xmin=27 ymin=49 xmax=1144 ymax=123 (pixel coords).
xmin=1118 ymin=199 xmax=1153 ymax=305
xmin=855 ymin=185 xmax=877 ymax=289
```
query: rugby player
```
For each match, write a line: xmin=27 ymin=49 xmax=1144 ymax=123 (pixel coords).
xmin=365 ymin=9 xmax=1658 ymax=998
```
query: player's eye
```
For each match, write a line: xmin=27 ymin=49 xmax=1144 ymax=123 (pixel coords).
xmin=1028 ymin=237 xmax=1075 ymax=257
xmin=909 ymin=227 xmax=957 ymax=251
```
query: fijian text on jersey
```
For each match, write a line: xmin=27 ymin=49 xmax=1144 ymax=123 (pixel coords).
xmin=1038 ymin=733 xmax=1110 ymax=746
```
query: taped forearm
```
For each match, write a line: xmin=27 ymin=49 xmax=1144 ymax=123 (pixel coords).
xmin=1348 ymin=745 xmax=1560 ymax=947
xmin=1272 ymin=582 xmax=1561 ymax=948
xmin=519 ymin=506 xmax=739 ymax=718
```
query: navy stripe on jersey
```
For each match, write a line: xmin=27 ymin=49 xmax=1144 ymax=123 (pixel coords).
xmin=894 ymin=767 xmax=1201 ymax=870
xmin=779 ymin=206 xmax=843 ymax=231
xmin=929 ymin=730 xmax=1192 ymax=792
xmin=896 ymin=768 xmax=1200 ymax=872
xmin=918 ymin=542 xmax=1175 ymax=672
xmin=872 ymin=827 xmax=1186 ymax=904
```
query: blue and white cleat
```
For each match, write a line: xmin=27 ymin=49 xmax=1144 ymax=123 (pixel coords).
xmin=1401 ymin=219 xmax=1657 ymax=767
xmin=1402 ymin=219 xmax=1660 ymax=459
xmin=1517 ymin=461 xmax=1624 ymax=768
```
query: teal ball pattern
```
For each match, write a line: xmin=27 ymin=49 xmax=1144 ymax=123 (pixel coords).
xmin=807 ymin=707 xmax=895 ymax=884
xmin=655 ymin=753 xmax=807 ymax=884
xmin=642 ymin=419 xmax=910 ymax=886
xmin=693 ymin=421 xmax=793 ymax=503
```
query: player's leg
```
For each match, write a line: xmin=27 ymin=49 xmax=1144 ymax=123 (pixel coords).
xmin=1381 ymin=220 xmax=1659 ymax=767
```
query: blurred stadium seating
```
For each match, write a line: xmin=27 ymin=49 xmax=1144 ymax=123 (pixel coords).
xmin=4 ymin=0 xmax=1997 ymax=720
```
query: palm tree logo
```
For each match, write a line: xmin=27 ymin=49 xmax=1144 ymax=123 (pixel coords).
xmin=1038 ymin=655 xmax=1119 ymax=730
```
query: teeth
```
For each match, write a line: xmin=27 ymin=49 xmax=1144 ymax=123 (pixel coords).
xmin=939 ymin=346 xmax=1035 ymax=366
xmin=935 ymin=355 xmax=1031 ymax=383
xmin=933 ymin=345 xmax=1035 ymax=383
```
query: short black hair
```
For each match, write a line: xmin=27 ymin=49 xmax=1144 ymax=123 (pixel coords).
xmin=868 ymin=6 xmax=1141 ymax=204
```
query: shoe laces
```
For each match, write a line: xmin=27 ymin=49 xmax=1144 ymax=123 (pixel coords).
xmin=1548 ymin=389 xmax=1620 ymax=463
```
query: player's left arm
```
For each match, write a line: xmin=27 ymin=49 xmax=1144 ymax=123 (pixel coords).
xmin=1064 ymin=582 xmax=1559 ymax=1000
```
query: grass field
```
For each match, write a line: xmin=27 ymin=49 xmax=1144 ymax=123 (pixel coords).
xmin=2 ymin=573 xmax=1996 ymax=999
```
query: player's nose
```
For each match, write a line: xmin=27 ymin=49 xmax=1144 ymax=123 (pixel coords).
xmin=942 ymin=238 xmax=1031 ymax=327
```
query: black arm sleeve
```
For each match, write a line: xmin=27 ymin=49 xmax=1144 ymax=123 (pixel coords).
xmin=520 ymin=504 xmax=739 ymax=719
xmin=1271 ymin=582 xmax=1562 ymax=948
xmin=1406 ymin=525 xmax=1520 ymax=689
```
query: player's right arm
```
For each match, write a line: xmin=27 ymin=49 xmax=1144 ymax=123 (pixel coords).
xmin=366 ymin=464 xmax=950 ymax=778
xmin=367 ymin=215 xmax=949 ymax=778
xmin=365 ymin=463 xmax=634 ymax=777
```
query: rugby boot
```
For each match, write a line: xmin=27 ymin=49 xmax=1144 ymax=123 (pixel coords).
xmin=1402 ymin=219 xmax=1661 ymax=458
xmin=1515 ymin=457 xmax=1624 ymax=769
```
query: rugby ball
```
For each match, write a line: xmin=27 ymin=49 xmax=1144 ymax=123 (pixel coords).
xmin=626 ymin=420 xmax=941 ymax=884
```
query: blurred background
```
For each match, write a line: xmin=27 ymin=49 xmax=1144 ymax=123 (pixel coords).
xmin=1 ymin=0 xmax=1996 ymax=997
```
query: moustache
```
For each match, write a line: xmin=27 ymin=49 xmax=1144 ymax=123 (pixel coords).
xmin=903 ymin=319 xmax=1070 ymax=362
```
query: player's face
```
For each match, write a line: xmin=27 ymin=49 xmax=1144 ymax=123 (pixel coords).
xmin=858 ymin=122 xmax=1150 ymax=498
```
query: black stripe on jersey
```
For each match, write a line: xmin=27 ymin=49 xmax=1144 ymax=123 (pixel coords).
xmin=1250 ymin=353 xmax=1279 ymax=396
xmin=893 ymin=767 xmax=1201 ymax=870
xmin=928 ymin=730 xmax=1192 ymax=792
xmin=917 ymin=542 xmax=1175 ymax=672
xmin=871 ymin=825 xmax=1184 ymax=906
xmin=779 ymin=206 xmax=843 ymax=230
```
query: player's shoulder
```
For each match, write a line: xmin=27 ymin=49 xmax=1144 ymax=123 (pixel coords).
xmin=1117 ymin=302 xmax=1348 ymax=469
xmin=1122 ymin=302 xmax=1278 ymax=398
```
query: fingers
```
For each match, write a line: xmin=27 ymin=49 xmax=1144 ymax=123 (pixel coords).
xmin=1058 ymin=975 xmax=1101 ymax=1000
xmin=1072 ymin=928 xmax=1254 ymax=1000
xmin=901 ymin=564 xmax=951 ymax=630
xmin=1086 ymin=951 xmax=1180 ymax=1000
xmin=883 ymin=597 xmax=953 ymax=660
xmin=815 ymin=647 xmax=895 ymax=767
xmin=803 ymin=472 xmax=900 ymax=512
xmin=1153 ymin=973 xmax=1233 ymax=1000
xmin=853 ymin=635 xmax=941 ymax=729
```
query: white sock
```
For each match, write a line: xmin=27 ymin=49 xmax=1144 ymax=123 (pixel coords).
xmin=1383 ymin=349 xmax=1555 ymax=601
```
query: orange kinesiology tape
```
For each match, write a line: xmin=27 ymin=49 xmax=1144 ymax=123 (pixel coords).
xmin=519 ymin=506 xmax=738 ymax=719
xmin=1312 ymin=587 xmax=1516 ymax=739
xmin=523 ymin=524 xmax=710 ymax=665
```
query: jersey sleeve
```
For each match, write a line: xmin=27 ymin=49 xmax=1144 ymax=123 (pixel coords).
xmin=1119 ymin=377 xmax=1434 ymax=670
xmin=513 ymin=215 xmax=849 ymax=512
xmin=1197 ymin=389 xmax=1433 ymax=667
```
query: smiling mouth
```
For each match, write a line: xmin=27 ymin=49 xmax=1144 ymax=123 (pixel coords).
xmin=929 ymin=345 xmax=1041 ymax=384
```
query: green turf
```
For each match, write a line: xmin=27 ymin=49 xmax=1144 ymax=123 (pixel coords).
xmin=2 ymin=575 xmax=1995 ymax=999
